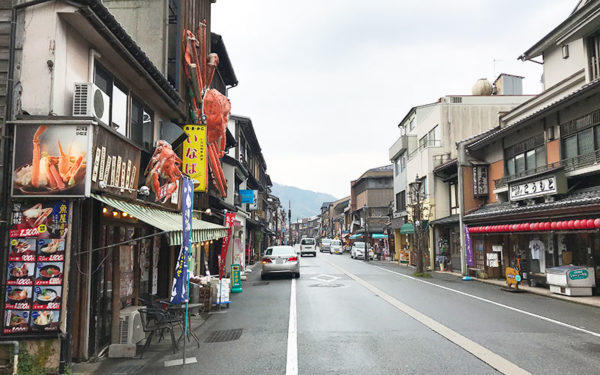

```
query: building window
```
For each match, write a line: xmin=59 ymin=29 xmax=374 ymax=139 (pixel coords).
xmin=395 ymin=158 xmax=401 ymax=176
xmin=409 ymin=118 xmax=415 ymax=131
xmin=504 ymin=143 xmax=546 ymax=177
xmin=428 ymin=125 xmax=441 ymax=146
xmin=450 ymin=182 xmax=458 ymax=215
xmin=396 ymin=190 xmax=406 ymax=212
xmin=587 ymin=31 xmax=600 ymax=81
xmin=130 ymin=97 xmax=154 ymax=151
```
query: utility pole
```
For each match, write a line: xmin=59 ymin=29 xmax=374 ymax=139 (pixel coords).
xmin=364 ymin=203 xmax=369 ymax=262
xmin=409 ymin=177 xmax=424 ymax=274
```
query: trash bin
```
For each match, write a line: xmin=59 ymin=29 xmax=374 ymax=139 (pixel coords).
xmin=189 ymin=281 xmax=200 ymax=304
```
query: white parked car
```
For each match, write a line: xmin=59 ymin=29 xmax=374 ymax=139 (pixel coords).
xmin=300 ymin=237 xmax=317 ymax=257
xmin=351 ymin=242 xmax=373 ymax=260
xmin=331 ymin=239 xmax=343 ymax=254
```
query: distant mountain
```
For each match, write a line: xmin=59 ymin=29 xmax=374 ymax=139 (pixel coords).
xmin=271 ymin=183 xmax=337 ymax=222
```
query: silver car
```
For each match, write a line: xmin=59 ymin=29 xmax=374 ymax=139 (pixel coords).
xmin=261 ymin=246 xmax=300 ymax=279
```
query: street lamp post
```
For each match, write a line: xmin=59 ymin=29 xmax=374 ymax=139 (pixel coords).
xmin=364 ymin=203 xmax=369 ymax=262
xmin=409 ymin=177 xmax=424 ymax=274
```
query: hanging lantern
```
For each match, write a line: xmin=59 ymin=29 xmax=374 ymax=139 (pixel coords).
xmin=586 ymin=219 xmax=595 ymax=229
xmin=532 ymin=223 xmax=539 ymax=231
xmin=567 ymin=220 xmax=575 ymax=229
xmin=544 ymin=222 xmax=551 ymax=230
xmin=550 ymin=222 xmax=557 ymax=230
xmin=573 ymin=220 xmax=582 ymax=229
xmin=595 ymin=219 xmax=600 ymax=228
xmin=560 ymin=221 xmax=569 ymax=230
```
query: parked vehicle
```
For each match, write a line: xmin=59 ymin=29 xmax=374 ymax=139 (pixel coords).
xmin=351 ymin=242 xmax=373 ymax=260
xmin=261 ymin=246 xmax=300 ymax=279
xmin=300 ymin=237 xmax=317 ymax=257
xmin=331 ymin=239 xmax=343 ymax=254
xmin=320 ymin=238 xmax=332 ymax=253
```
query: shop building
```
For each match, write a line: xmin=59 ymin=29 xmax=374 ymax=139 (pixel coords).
xmin=390 ymin=81 xmax=533 ymax=270
xmin=459 ymin=0 xmax=600 ymax=293
xmin=0 ymin=0 xmax=233 ymax=370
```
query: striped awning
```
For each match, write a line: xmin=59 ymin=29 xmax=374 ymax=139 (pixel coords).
xmin=92 ymin=194 xmax=229 ymax=245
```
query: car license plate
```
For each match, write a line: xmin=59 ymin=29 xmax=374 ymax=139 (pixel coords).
xmin=276 ymin=258 xmax=284 ymax=264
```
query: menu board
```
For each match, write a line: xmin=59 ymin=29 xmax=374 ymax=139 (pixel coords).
xmin=3 ymin=201 xmax=69 ymax=335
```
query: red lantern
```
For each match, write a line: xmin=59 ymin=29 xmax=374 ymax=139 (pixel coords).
xmin=586 ymin=219 xmax=595 ymax=229
xmin=560 ymin=221 xmax=568 ymax=230
xmin=595 ymin=219 xmax=600 ymax=228
xmin=551 ymin=222 xmax=557 ymax=230
xmin=567 ymin=220 xmax=575 ymax=229
xmin=512 ymin=224 xmax=518 ymax=231
xmin=573 ymin=220 xmax=583 ymax=229
xmin=544 ymin=222 xmax=552 ymax=230
xmin=532 ymin=223 xmax=539 ymax=231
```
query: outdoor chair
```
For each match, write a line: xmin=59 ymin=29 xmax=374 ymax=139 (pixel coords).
xmin=138 ymin=307 xmax=179 ymax=357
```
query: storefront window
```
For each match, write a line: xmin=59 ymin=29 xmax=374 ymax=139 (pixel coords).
xmin=515 ymin=154 xmax=525 ymax=174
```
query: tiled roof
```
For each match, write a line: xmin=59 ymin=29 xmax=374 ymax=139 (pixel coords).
xmin=431 ymin=214 xmax=459 ymax=226
xmin=464 ymin=188 xmax=600 ymax=220
xmin=368 ymin=164 xmax=393 ymax=172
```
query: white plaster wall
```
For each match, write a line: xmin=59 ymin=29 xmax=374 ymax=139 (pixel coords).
xmin=543 ymin=39 xmax=586 ymax=89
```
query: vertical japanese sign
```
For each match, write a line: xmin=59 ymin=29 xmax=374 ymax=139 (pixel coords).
xmin=4 ymin=201 xmax=69 ymax=335
xmin=170 ymin=176 xmax=194 ymax=304
xmin=464 ymin=225 xmax=474 ymax=267
xmin=218 ymin=213 xmax=236 ymax=280
xmin=472 ymin=165 xmax=489 ymax=197
xmin=182 ymin=125 xmax=207 ymax=192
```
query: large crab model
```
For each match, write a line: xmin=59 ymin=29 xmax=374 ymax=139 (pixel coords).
xmin=182 ymin=20 xmax=229 ymax=198
xmin=144 ymin=140 xmax=183 ymax=203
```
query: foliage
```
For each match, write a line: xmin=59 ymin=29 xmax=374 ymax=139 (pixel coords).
xmin=412 ymin=271 xmax=432 ymax=278
xmin=17 ymin=348 xmax=44 ymax=375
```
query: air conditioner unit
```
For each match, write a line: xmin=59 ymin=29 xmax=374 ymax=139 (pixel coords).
xmin=73 ymin=83 xmax=110 ymax=126
xmin=118 ymin=306 xmax=145 ymax=345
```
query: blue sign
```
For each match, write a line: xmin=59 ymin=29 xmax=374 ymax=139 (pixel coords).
xmin=239 ymin=189 xmax=255 ymax=204
xmin=170 ymin=176 xmax=194 ymax=304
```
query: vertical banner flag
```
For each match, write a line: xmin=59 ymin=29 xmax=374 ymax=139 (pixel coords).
xmin=182 ymin=125 xmax=207 ymax=192
xmin=170 ymin=176 xmax=194 ymax=304
xmin=464 ymin=224 xmax=474 ymax=267
xmin=218 ymin=213 xmax=236 ymax=280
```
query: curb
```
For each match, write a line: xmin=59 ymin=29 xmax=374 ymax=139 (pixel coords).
xmin=434 ymin=270 xmax=600 ymax=309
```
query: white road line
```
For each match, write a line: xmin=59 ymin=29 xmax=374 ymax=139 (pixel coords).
xmin=373 ymin=265 xmax=600 ymax=339
xmin=286 ymin=278 xmax=298 ymax=375
xmin=329 ymin=262 xmax=531 ymax=375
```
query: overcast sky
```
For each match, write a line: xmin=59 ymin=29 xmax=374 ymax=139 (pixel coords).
xmin=212 ymin=0 xmax=576 ymax=199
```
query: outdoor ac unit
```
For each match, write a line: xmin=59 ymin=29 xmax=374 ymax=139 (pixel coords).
xmin=118 ymin=306 xmax=145 ymax=345
xmin=73 ymin=83 xmax=110 ymax=126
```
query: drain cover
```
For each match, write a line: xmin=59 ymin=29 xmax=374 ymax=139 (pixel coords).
xmin=204 ymin=328 xmax=243 ymax=343
xmin=251 ymin=281 xmax=270 ymax=286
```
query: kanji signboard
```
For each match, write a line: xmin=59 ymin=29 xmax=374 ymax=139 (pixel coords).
xmin=182 ymin=125 xmax=207 ymax=192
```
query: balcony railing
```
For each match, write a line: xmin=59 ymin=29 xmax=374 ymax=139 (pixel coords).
xmin=494 ymin=150 xmax=600 ymax=189
xmin=408 ymin=140 xmax=441 ymax=160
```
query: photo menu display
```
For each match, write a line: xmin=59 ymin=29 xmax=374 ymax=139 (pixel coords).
xmin=3 ymin=201 xmax=69 ymax=335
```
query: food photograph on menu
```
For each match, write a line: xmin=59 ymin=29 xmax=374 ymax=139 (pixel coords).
xmin=30 ymin=310 xmax=60 ymax=332
xmin=8 ymin=238 xmax=36 ymax=261
xmin=35 ymin=262 xmax=63 ymax=286
xmin=7 ymin=262 xmax=35 ymax=285
xmin=32 ymin=287 xmax=62 ymax=310
xmin=5 ymin=286 xmax=32 ymax=310
xmin=37 ymin=238 xmax=65 ymax=261
xmin=3 ymin=310 xmax=30 ymax=334
xmin=12 ymin=124 xmax=89 ymax=197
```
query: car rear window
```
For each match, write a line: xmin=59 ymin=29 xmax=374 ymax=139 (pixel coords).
xmin=301 ymin=239 xmax=315 ymax=245
xmin=265 ymin=247 xmax=295 ymax=256
xmin=354 ymin=242 xmax=365 ymax=248
xmin=332 ymin=240 xmax=341 ymax=245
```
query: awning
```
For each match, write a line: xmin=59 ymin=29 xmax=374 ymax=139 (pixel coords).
xmin=92 ymin=194 xmax=229 ymax=245
xmin=371 ymin=233 xmax=388 ymax=239
xmin=399 ymin=223 xmax=414 ymax=234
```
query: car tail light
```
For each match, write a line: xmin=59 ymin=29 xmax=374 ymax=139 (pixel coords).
xmin=288 ymin=256 xmax=298 ymax=261
xmin=262 ymin=258 xmax=272 ymax=264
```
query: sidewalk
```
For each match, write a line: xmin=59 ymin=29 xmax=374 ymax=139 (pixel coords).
xmin=381 ymin=259 xmax=600 ymax=309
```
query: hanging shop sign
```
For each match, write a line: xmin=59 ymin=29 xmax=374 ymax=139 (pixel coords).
xmin=218 ymin=213 xmax=237 ymax=280
xmin=247 ymin=190 xmax=259 ymax=211
xmin=4 ymin=201 xmax=69 ymax=335
xmin=472 ymin=165 xmax=488 ymax=197
xmin=90 ymin=126 xmax=141 ymax=198
xmin=144 ymin=140 xmax=182 ymax=204
xmin=12 ymin=124 xmax=92 ymax=197
xmin=239 ymin=190 xmax=255 ymax=204
xmin=509 ymin=173 xmax=567 ymax=201
xmin=182 ymin=125 xmax=208 ymax=193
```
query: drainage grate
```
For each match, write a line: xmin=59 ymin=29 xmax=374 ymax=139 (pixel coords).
xmin=204 ymin=328 xmax=243 ymax=343
xmin=251 ymin=281 xmax=270 ymax=286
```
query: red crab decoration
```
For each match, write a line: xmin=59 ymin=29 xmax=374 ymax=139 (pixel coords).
xmin=182 ymin=20 xmax=229 ymax=197
xmin=144 ymin=140 xmax=183 ymax=203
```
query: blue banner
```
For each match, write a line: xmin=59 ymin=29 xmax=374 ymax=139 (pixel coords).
xmin=465 ymin=225 xmax=474 ymax=267
xmin=170 ymin=176 xmax=194 ymax=304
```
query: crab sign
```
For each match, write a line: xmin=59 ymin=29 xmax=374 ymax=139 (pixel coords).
xmin=144 ymin=140 xmax=183 ymax=203
xmin=182 ymin=20 xmax=229 ymax=198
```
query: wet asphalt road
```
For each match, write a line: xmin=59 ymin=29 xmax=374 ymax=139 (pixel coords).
xmin=143 ymin=251 xmax=600 ymax=375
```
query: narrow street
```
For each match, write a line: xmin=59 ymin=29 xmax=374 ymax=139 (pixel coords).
xmin=123 ymin=252 xmax=600 ymax=375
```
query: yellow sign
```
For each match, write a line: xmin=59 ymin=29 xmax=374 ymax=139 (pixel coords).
xmin=182 ymin=125 xmax=207 ymax=192
xmin=38 ymin=224 xmax=47 ymax=233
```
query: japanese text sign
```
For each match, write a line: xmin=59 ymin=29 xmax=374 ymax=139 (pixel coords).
xmin=183 ymin=125 xmax=207 ymax=192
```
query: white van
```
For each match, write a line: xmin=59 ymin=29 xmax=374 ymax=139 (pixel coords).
xmin=300 ymin=238 xmax=317 ymax=257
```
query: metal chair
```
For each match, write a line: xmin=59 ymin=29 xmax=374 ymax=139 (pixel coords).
xmin=138 ymin=307 xmax=178 ymax=357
